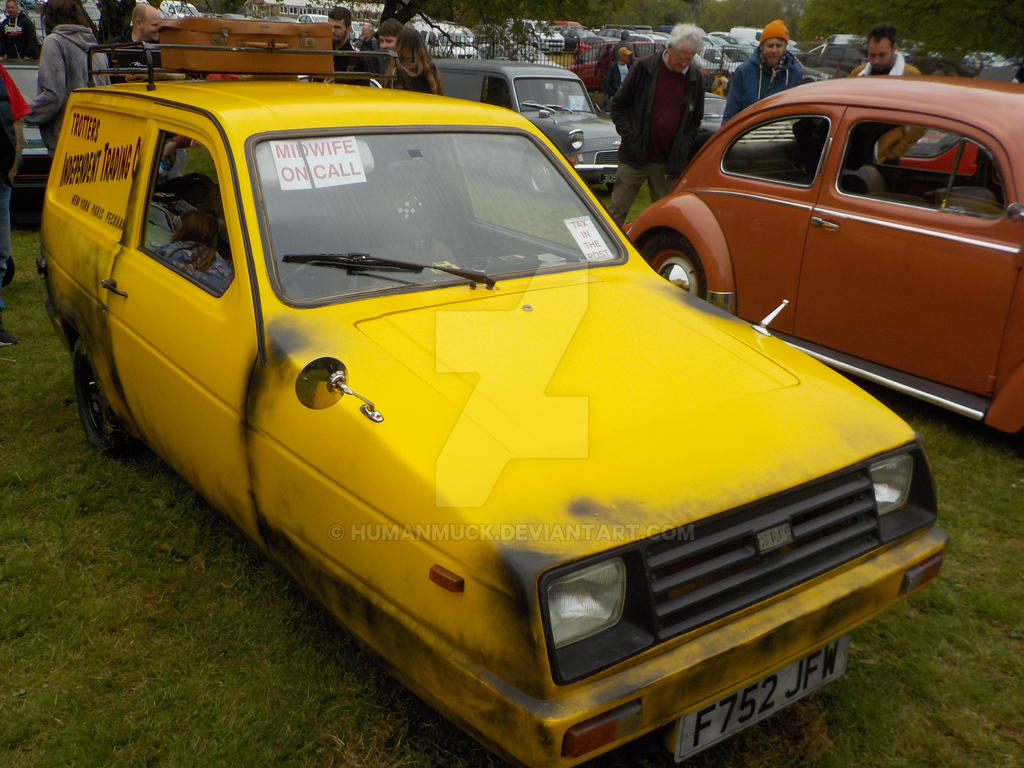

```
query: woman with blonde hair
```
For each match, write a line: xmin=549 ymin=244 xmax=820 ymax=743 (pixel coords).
xmin=394 ymin=26 xmax=443 ymax=95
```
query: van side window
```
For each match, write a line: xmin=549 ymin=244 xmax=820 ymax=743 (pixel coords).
xmin=143 ymin=131 xmax=235 ymax=295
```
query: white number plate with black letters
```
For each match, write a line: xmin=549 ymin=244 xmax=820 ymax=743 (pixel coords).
xmin=674 ymin=636 xmax=849 ymax=761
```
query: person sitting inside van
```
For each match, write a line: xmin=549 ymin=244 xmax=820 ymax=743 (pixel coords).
xmin=154 ymin=209 xmax=233 ymax=294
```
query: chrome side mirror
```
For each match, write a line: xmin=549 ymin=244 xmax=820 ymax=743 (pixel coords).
xmin=296 ymin=356 xmax=383 ymax=422
xmin=1005 ymin=202 xmax=1024 ymax=222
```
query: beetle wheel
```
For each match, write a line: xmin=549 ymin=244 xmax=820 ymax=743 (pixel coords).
xmin=641 ymin=232 xmax=707 ymax=298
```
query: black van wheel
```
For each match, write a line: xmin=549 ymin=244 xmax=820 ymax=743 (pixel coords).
xmin=72 ymin=340 xmax=128 ymax=454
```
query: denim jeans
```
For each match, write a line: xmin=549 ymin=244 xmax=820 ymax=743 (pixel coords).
xmin=0 ymin=182 xmax=11 ymax=312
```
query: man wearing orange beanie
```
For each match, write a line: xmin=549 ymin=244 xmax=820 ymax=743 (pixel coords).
xmin=722 ymin=18 xmax=803 ymax=123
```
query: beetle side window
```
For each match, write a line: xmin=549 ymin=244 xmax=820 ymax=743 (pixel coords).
xmin=722 ymin=116 xmax=830 ymax=186
xmin=838 ymin=121 xmax=1006 ymax=217
xmin=142 ymin=131 xmax=235 ymax=296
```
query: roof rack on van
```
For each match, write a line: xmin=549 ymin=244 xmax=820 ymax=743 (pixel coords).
xmin=87 ymin=42 xmax=398 ymax=91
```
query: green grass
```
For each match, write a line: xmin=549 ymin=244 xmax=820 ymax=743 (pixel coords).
xmin=2 ymin=226 xmax=1022 ymax=767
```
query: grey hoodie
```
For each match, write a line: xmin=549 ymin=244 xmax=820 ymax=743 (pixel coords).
xmin=28 ymin=24 xmax=110 ymax=152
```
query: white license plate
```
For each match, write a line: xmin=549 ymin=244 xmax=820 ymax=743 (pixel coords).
xmin=674 ymin=636 xmax=849 ymax=761
xmin=600 ymin=172 xmax=616 ymax=184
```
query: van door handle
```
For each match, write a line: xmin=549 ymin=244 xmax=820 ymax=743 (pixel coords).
xmin=810 ymin=216 xmax=840 ymax=230
xmin=101 ymin=278 xmax=128 ymax=297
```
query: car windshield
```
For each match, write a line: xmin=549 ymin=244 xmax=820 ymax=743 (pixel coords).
xmin=254 ymin=131 xmax=622 ymax=304
xmin=515 ymin=78 xmax=591 ymax=112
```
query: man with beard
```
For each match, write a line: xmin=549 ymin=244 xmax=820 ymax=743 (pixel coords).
xmin=851 ymin=23 xmax=922 ymax=77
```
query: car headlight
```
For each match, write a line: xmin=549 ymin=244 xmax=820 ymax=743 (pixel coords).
xmin=870 ymin=453 xmax=913 ymax=515
xmin=546 ymin=558 xmax=625 ymax=648
xmin=568 ymin=129 xmax=584 ymax=151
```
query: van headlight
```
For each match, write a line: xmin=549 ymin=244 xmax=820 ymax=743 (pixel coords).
xmin=568 ymin=129 xmax=584 ymax=151
xmin=870 ymin=453 xmax=913 ymax=515
xmin=546 ymin=558 xmax=626 ymax=648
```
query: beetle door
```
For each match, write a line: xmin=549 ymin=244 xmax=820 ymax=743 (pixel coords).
xmin=796 ymin=113 xmax=1021 ymax=395
xmin=103 ymin=124 xmax=261 ymax=538
xmin=704 ymin=112 xmax=835 ymax=331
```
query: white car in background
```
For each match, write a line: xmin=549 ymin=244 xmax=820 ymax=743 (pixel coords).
xmin=524 ymin=19 xmax=564 ymax=52
xmin=159 ymin=1 xmax=202 ymax=18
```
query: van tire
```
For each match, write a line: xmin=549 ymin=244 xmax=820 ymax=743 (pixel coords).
xmin=73 ymin=340 xmax=130 ymax=455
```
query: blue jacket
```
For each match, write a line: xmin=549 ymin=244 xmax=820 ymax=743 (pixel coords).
xmin=722 ymin=48 xmax=803 ymax=124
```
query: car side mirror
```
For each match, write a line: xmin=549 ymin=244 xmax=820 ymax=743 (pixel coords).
xmin=296 ymin=356 xmax=383 ymax=421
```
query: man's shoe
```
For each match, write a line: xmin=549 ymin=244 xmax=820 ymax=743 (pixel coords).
xmin=0 ymin=315 xmax=18 ymax=346
xmin=0 ymin=327 xmax=18 ymax=346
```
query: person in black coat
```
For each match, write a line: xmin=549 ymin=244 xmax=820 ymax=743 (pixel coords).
xmin=602 ymin=45 xmax=632 ymax=104
xmin=1 ymin=0 xmax=40 ymax=60
xmin=607 ymin=24 xmax=704 ymax=226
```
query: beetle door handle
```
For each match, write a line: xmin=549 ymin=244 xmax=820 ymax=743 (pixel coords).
xmin=101 ymin=278 xmax=128 ymax=297
xmin=810 ymin=216 xmax=840 ymax=230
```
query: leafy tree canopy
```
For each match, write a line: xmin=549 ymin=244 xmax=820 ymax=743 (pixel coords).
xmin=801 ymin=0 xmax=1024 ymax=57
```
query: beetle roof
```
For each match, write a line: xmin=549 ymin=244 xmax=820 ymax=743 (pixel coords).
xmin=755 ymin=76 xmax=1024 ymax=139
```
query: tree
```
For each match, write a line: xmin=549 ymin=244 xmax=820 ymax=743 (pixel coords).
xmin=98 ymin=0 xmax=135 ymax=42
xmin=800 ymin=0 xmax=1024 ymax=57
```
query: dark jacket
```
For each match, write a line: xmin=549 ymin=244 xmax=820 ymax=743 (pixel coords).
xmin=602 ymin=60 xmax=630 ymax=100
xmin=1 ymin=11 xmax=38 ymax=59
xmin=609 ymin=51 xmax=704 ymax=176
xmin=722 ymin=48 xmax=803 ymax=124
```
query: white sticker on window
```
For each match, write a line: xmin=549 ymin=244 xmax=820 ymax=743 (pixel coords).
xmin=568 ymin=94 xmax=586 ymax=111
xmin=270 ymin=137 xmax=366 ymax=191
xmin=564 ymin=216 xmax=614 ymax=262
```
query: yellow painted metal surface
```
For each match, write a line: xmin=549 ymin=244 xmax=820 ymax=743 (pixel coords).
xmin=41 ymin=79 xmax=946 ymax=768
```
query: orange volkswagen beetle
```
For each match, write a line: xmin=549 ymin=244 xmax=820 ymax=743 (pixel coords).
xmin=628 ymin=77 xmax=1024 ymax=432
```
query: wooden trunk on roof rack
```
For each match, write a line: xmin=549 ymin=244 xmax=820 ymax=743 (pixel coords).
xmin=158 ymin=17 xmax=333 ymax=74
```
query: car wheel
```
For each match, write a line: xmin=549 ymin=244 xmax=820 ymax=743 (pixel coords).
xmin=641 ymin=232 xmax=707 ymax=298
xmin=73 ymin=339 xmax=129 ymax=454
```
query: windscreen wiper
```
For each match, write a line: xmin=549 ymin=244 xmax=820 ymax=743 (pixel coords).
xmin=520 ymin=100 xmax=570 ymax=112
xmin=283 ymin=252 xmax=496 ymax=288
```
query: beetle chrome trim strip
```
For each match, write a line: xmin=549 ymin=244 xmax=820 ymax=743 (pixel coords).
xmin=780 ymin=338 xmax=987 ymax=420
xmin=695 ymin=190 xmax=814 ymax=211
xmin=811 ymin=207 xmax=1019 ymax=254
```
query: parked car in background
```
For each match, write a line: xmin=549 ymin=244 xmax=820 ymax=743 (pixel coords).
xmin=524 ymin=19 xmax=563 ymax=53
xmin=474 ymin=19 xmax=560 ymax=60
xmin=729 ymin=26 xmax=760 ymax=45
xmin=552 ymin=20 xmax=587 ymax=52
xmin=159 ymin=1 xmax=201 ymax=18
xmin=6 ymin=63 xmax=48 ymax=227
xmin=798 ymin=42 xmax=866 ymax=77
xmin=410 ymin=20 xmax=476 ymax=59
xmin=40 ymin=42 xmax=947 ymax=768
xmin=297 ymin=13 xmax=328 ymax=23
xmin=437 ymin=59 xmax=620 ymax=188
xmin=569 ymin=39 xmax=665 ymax=91
xmin=628 ymin=77 xmax=1024 ymax=432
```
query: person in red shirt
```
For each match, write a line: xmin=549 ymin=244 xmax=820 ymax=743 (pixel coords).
xmin=0 ymin=60 xmax=28 ymax=345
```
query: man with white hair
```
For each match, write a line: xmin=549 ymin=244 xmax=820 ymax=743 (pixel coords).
xmin=607 ymin=23 xmax=705 ymax=227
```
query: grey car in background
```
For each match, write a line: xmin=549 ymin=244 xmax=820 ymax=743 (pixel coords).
xmin=437 ymin=59 xmax=621 ymax=188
